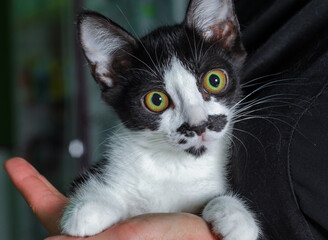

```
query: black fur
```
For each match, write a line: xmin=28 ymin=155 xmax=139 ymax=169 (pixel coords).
xmin=77 ymin=10 xmax=244 ymax=132
xmin=77 ymin=2 xmax=245 ymax=161
xmin=107 ymin=25 xmax=242 ymax=131
xmin=177 ymin=123 xmax=196 ymax=138
xmin=68 ymin=159 xmax=108 ymax=196
xmin=179 ymin=139 xmax=188 ymax=145
xmin=177 ymin=114 xmax=227 ymax=138
xmin=186 ymin=146 xmax=207 ymax=157
xmin=208 ymin=115 xmax=228 ymax=133
xmin=177 ymin=121 xmax=207 ymax=137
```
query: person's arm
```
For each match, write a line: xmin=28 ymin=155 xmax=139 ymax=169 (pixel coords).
xmin=4 ymin=158 xmax=217 ymax=240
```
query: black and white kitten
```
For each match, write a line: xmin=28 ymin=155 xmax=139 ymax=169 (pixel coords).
xmin=61 ymin=0 xmax=260 ymax=239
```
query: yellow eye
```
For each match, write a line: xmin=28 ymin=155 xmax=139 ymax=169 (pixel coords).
xmin=145 ymin=91 xmax=169 ymax=112
xmin=203 ymin=70 xmax=227 ymax=94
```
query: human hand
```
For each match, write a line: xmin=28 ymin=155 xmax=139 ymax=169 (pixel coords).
xmin=4 ymin=158 xmax=218 ymax=240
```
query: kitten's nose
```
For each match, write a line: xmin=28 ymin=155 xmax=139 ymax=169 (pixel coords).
xmin=190 ymin=123 xmax=207 ymax=136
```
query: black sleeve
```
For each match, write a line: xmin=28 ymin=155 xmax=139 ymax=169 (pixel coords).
xmin=232 ymin=0 xmax=328 ymax=239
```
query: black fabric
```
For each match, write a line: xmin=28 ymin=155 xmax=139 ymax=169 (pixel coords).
xmin=232 ymin=0 xmax=328 ymax=239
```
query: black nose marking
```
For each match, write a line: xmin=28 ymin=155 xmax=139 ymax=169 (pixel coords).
xmin=208 ymin=115 xmax=228 ymax=132
xmin=177 ymin=123 xmax=195 ymax=137
xmin=177 ymin=122 xmax=208 ymax=137
xmin=189 ymin=123 xmax=207 ymax=136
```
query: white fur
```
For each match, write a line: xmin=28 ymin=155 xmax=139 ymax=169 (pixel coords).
xmin=163 ymin=57 xmax=208 ymax=127
xmin=61 ymin=56 xmax=259 ymax=239
xmin=203 ymin=195 xmax=260 ymax=240
xmin=160 ymin=58 xmax=231 ymax=151
xmin=61 ymin=127 xmax=228 ymax=236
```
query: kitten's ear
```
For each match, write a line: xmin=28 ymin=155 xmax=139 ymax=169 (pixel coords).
xmin=78 ymin=11 xmax=136 ymax=89
xmin=185 ymin=0 xmax=246 ymax=63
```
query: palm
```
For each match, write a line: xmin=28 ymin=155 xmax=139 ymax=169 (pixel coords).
xmin=5 ymin=158 xmax=217 ymax=240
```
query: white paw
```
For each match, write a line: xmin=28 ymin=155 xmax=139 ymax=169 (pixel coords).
xmin=61 ymin=200 xmax=121 ymax=237
xmin=203 ymin=195 xmax=260 ymax=240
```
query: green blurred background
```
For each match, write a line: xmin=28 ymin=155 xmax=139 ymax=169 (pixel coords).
xmin=0 ymin=0 xmax=188 ymax=239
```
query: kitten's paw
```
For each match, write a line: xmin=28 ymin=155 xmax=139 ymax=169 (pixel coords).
xmin=203 ymin=195 xmax=260 ymax=240
xmin=61 ymin=200 xmax=121 ymax=237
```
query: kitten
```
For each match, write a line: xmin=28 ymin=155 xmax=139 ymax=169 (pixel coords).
xmin=61 ymin=0 xmax=260 ymax=239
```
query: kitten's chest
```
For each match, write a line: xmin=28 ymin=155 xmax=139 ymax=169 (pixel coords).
xmin=125 ymin=149 xmax=227 ymax=214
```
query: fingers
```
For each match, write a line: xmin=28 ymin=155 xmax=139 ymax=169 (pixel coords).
xmin=46 ymin=213 xmax=217 ymax=240
xmin=120 ymin=213 xmax=218 ymax=240
xmin=44 ymin=236 xmax=83 ymax=240
xmin=4 ymin=157 xmax=68 ymax=235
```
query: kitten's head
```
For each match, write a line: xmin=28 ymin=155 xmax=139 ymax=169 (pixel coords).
xmin=78 ymin=0 xmax=246 ymax=157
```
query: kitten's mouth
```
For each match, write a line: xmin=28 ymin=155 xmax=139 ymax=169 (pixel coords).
xmin=199 ymin=130 xmax=218 ymax=144
xmin=177 ymin=115 xmax=228 ymax=138
xmin=175 ymin=115 xmax=228 ymax=157
xmin=184 ymin=132 xmax=208 ymax=157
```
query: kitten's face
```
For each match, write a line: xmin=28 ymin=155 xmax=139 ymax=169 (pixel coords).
xmin=78 ymin=0 xmax=246 ymax=157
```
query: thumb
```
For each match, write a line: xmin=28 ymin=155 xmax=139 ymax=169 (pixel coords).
xmin=4 ymin=157 xmax=68 ymax=235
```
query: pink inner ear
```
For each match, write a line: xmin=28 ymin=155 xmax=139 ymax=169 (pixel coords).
xmin=91 ymin=63 xmax=114 ymax=88
xmin=207 ymin=20 xmax=238 ymax=50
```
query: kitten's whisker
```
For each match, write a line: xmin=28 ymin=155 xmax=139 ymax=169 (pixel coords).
xmin=91 ymin=137 xmax=111 ymax=161
xmin=232 ymin=115 xmax=284 ymax=143
xmin=129 ymin=68 xmax=158 ymax=78
xmin=183 ymin=27 xmax=196 ymax=64
xmin=233 ymin=114 xmax=303 ymax=137
xmin=232 ymin=114 xmax=296 ymax=125
xmin=226 ymin=132 xmax=249 ymax=159
xmin=243 ymin=78 xmax=310 ymax=89
xmin=116 ymin=5 xmax=162 ymax=76
xmin=199 ymin=35 xmax=207 ymax=63
xmin=233 ymin=98 xmax=309 ymax=116
xmin=154 ymin=41 xmax=162 ymax=69
xmin=233 ymin=93 xmax=312 ymax=119
xmin=202 ymin=37 xmax=224 ymax=59
xmin=122 ymin=50 xmax=158 ymax=76
xmin=192 ymin=25 xmax=198 ymax=66
xmin=237 ymin=96 xmax=312 ymax=110
xmin=232 ymin=102 xmax=305 ymax=123
xmin=233 ymin=127 xmax=267 ymax=158
xmin=224 ymin=133 xmax=238 ymax=154
xmin=241 ymin=72 xmax=284 ymax=88
xmin=158 ymin=45 xmax=165 ymax=65
xmin=232 ymin=78 xmax=309 ymax=111
xmin=100 ymin=121 xmax=126 ymax=134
